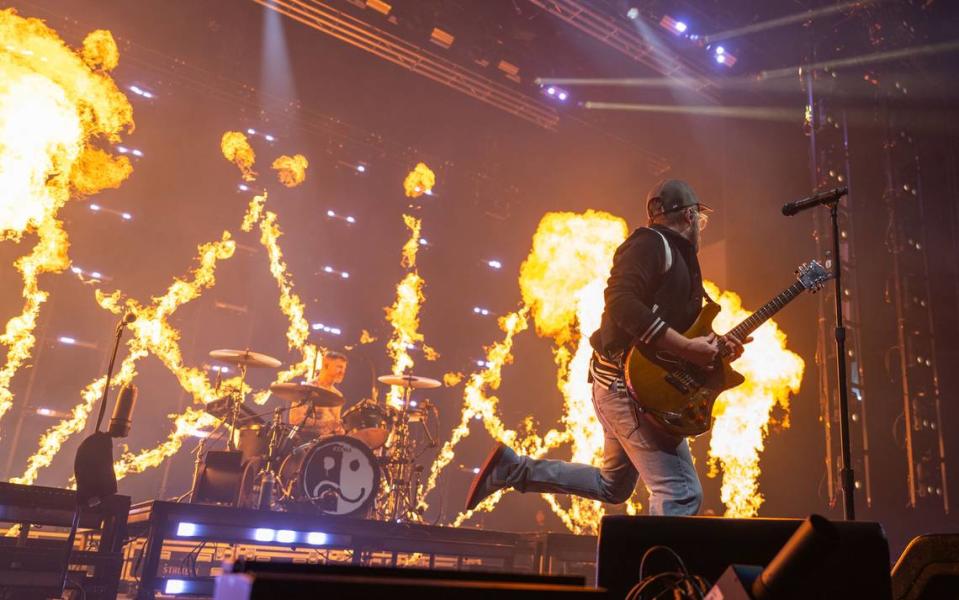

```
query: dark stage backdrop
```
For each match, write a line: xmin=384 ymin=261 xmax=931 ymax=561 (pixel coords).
xmin=1 ymin=0 xmax=956 ymax=558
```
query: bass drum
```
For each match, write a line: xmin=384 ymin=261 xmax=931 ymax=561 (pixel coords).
xmin=278 ymin=435 xmax=379 ymax=517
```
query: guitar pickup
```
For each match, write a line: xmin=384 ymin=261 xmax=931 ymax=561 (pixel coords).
xmin=664 ymin=374 xmax=690 ymax=393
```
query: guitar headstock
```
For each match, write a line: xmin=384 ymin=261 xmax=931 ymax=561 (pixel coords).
xmin=796 ymin=260 xmax=832 ymax=293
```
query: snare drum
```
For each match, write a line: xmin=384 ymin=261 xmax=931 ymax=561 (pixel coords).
xmin=341 ymin=400 xmax=392 ymax=450
xmin=277 ymin=435 xmax=380 ymax=517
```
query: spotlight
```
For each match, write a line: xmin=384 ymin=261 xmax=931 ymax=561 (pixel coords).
xmin=419 ymin=238 xmax=429 ymax=246
xmin=238 ymin=184 xmax=249 ymax=192
xmin=487 ymin=260 xmax=502 ymax=269
xmin=58 ymin=336 xmax=76 ymax=345
xmin=346 ymin=216 xmax=356 ymax=223
xmin=253 ymin=528 xmax=276 ymax=542
xmin=715 ymin=46 xmax=725 ymax=55
xmin=247 ymin=128 xmax=256 ymax=135
xmin=264 ymin=134 xmax=275 ymax=142
xmin=547 ymin=86 xmax=556 ymax=95
xmin=626 ymin=7 xmax=639 ymax=20
xmin=340 ymin=272 xmax=349 ymax=279
xmin=324 ymin=266 xmax=334 ymax=273
xmin=89 ymin=204 xmax=101 ymax=211
xmin=716 ymin=54 xmax=726 ymax=63
xmin=131 ymin=149 xmax=144 ymax=157
xmin=116 ymin=145 xmax=129 ymax=154
xmin=90 ymin=271 xmax=102 ymax=279
xmin=327 ymin=210 xmax=336 ymax=217
xmin=558 ymin=91 xmax=568 ymax=101
xmin=121 ymin=212 xmax=132 ymax=221
xmin=176 ymin=522 xmax=198 ymax=537
xmin=356 ymin=164 xmax=366 ymax=173
xmin=659 ymin=15 xmax=688 ymax=36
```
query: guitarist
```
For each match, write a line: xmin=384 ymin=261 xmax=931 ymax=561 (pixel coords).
xmin=465 ymin=180 xmax=748 ymax=516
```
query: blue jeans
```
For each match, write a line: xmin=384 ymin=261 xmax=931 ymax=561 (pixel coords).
xmin=505 ymin=380 xmax=702 ymax=515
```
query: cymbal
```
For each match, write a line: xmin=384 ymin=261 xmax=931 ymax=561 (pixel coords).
xmin=269 ymin=383 xmax=344 ymax=407
xmin=209 ymin=349 xmax=281 ymax=369
xmin=377 ymin=374 xmax=442 ymax=390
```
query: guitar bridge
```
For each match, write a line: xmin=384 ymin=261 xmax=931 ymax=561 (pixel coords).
xmin=664 ymin=373 xmax=690 ymax=393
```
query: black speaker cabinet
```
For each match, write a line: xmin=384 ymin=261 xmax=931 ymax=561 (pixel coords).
xmin=892 ymin=534 xmax=959 ymax=599
xmin=596 ymin=515 xmax=891 ymax=600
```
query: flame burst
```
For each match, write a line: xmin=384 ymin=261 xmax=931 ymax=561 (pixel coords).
xmin=241 ymin=191 xmax=316 ymax=403
xmin=220 ymin=131 xmax=257 ymax=181
xmin=0 ymin=10 xmax=133 ymax=432
xmin=514 ymin=211 xmax=628 ymax=533
xmin=384 ymin=214 xmax=437 ymax=408
xmin=13 ymin=233 xmax=236 ymax=485
xmin=420 ymin=309 xmax=529 ymax=508
xmin=705 ymin=281 xmax=804 ymax=517
xmin=272 ymin=154 xmax=308 ymax=188
xmin=403 ymin=162 xmax=435 ymax=198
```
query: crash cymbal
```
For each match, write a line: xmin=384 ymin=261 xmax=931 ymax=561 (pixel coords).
xmin=209 ymin=349 xmax=282 ymax=369
xmin=269 ymin=382 xmax=344 ymax=407
xmin=377 ymin=374 xmax=442 ymax=389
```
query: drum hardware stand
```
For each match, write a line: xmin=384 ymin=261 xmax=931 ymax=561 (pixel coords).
xmin=254 ymin=408 xmax=285 ymax=510
xmin=226 ymin=361 xmax=249 ymax=451
xmin=382 ymin=380 xmax=425 ymax=522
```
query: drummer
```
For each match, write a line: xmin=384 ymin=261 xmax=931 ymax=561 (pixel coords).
xmin=289 ymin=351 xmax=348 ymax=437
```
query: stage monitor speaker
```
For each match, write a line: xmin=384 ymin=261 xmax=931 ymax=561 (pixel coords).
xmin=191 ymin=450 xmax=243 ymax=505
xmin=597 ymin=515 xmax=891 ymax=600
xmin=891 ymin=534 xmax=959 ymax=599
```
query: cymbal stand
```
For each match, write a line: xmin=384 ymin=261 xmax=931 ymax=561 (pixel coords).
xmin=383 ymin=382 xmax=425 ymax=522
xmin=255 ymin=408 xmax=284 ymax=510
xmin=226 ymin=362 xmax=248 ymax=451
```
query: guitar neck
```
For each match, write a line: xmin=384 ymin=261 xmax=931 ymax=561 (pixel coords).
xmin=725 ymin=281 xmax=807 ymax=343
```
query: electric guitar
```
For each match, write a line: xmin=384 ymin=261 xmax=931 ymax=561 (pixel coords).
xmin=623 ymin=260 xmax=831 ymax=437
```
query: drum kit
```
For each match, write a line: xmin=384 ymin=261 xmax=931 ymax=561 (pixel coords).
xmin=196 ymin=347 xmax=442 ymax=521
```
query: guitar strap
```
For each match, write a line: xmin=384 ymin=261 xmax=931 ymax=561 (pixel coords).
xmin=646 ymin=227 xmax=673 ymax=274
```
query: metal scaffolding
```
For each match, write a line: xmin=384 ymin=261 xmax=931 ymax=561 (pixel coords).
xmin=253 ymin=0 xmax=560 ymax=130
xmin=525 ymin=0 xmax=718 ymax=101
xmin=883 ymin=121 xmax=950 ymax=513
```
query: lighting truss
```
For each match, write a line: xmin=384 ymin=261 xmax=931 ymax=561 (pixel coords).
xmin=525 ymin=0 xmax=718 ymax=101
xmin=252 ymin=0 xmax=559 ymax=130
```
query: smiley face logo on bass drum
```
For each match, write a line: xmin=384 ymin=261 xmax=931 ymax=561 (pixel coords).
xmin=297 ymin=435 xmax=379 ymax=516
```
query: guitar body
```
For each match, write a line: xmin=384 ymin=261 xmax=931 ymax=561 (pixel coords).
xmin=623 ymin=302 xmax=746 ymax=437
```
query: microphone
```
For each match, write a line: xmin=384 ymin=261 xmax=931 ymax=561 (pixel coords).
xmin=108 ymin=383 xmax=138 ymax=438
xmin=781 ymin=187 xmax=848 ymax=216
xmin=122 ymin=312 xmax=136 ymax=325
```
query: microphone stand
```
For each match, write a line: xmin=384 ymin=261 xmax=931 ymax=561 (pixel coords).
xmin=94 ymin=313 xmax=133 ymax=432
xmin=66 ymin=312 xmax=131 ymax=597
xmin=827 ymin=201 xmax=856 ymax=521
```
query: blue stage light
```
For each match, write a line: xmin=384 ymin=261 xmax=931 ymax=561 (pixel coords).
xmin=307 ymin=532 xmax=328 ymax=545
xmin=176 ymin=522 xmax=198 ymax=537
xmin=253 ymin=528 xmax=276 ymax=542
xmin=276 ymin=530 xmax=296 ymax=543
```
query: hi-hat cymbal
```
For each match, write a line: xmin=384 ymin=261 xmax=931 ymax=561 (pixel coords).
xmin=209 ymin=349 xmax=282 ymax=369
xmin=269 ymin=383 xmax=344 ymax=407
xmin=377 ymin=374 xmax=442 ymax=389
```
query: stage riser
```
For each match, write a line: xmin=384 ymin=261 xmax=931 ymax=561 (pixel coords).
xmin=124 ymin=500 xmax=596 ymax=598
